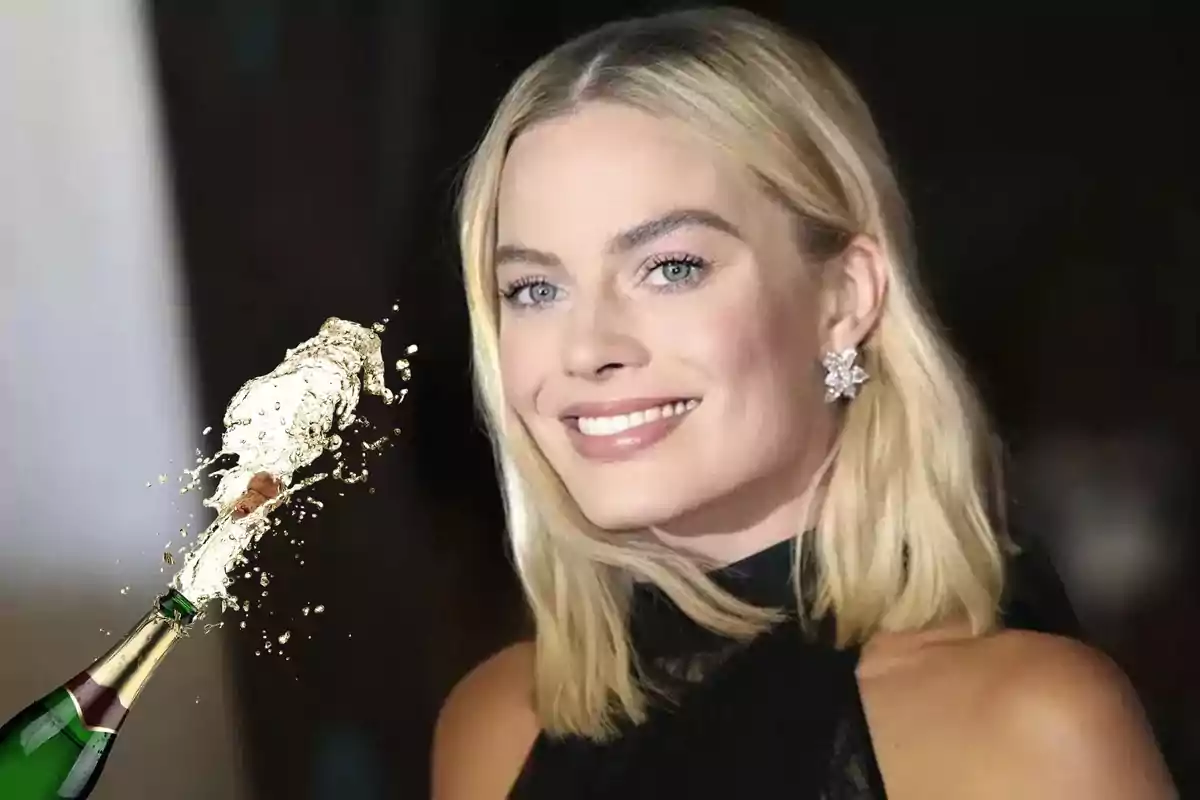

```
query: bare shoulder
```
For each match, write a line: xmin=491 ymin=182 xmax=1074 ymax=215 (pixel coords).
xmin=432 ymin=641 xmax=540 ymax=800
xmin=971 ymin=630 xmax=1176 ymax=799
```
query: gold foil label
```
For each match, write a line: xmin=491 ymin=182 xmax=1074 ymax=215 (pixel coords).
xmin=66 ymin=608 xmax=182 ymax=732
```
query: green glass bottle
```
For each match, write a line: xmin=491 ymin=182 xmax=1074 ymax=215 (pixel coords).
xmin=0 ymin=589 xmax=197 ymax=799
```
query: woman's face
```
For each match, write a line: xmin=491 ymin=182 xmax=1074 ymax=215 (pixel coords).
xmin=495 ymin=102 xmax=837 ymax=537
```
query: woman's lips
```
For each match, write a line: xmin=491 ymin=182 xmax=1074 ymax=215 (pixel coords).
xmin=563 ymin=398 xmax=700 ymax=461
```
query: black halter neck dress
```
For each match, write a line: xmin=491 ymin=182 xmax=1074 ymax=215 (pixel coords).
xmin=509 ymin=537 xmax=889 ymax=798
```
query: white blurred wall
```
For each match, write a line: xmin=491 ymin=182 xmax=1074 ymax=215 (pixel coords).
xmin=0 ymin=3 xmax=248 ymax=798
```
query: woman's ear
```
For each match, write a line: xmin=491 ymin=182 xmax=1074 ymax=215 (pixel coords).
xmin=818 ymin=234 xmax=888 ymax=351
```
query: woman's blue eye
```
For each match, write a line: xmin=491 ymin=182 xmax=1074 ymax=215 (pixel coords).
xmin=502 ymin=278 xmax=559 ymax=308
xmin=645 ymin=255 xmax=707 ymax=289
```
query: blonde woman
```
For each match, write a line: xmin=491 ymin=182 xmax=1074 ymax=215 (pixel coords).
xmin=433 ymin=8 xmax=1175 ymax=799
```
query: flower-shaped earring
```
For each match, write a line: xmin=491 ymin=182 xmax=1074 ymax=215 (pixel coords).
xmin=822 ymin=347 xmax=868 ymax=402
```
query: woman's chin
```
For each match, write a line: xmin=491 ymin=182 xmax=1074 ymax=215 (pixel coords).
xmin=575 ymin=498 xmax=690 ymax=535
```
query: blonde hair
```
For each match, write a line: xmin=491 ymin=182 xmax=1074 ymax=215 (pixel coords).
xmin=458 ymin=7 xmax=1007 ymax=739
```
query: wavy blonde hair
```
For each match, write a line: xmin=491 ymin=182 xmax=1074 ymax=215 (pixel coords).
xmin=458 ymin=7 xmax=1007 ymax=739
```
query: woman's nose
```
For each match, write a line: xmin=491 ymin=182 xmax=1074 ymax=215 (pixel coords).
xmin=559 ymin=293 xmax=649 ymax=381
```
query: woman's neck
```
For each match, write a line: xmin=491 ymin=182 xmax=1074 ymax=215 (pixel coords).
xmin=651 ymin=493 xmax=811 ymax=564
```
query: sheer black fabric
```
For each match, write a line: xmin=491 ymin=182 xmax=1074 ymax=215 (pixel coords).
xmin=509 ymin=539 xmax=889 ymax=799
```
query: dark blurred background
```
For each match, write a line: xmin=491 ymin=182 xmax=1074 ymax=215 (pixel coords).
xmin=2 ymin=3 xmax=1196 ymax=798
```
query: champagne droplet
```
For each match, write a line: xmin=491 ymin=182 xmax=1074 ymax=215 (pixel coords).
xmin=394 ymin=358 xmax=412 ymax=382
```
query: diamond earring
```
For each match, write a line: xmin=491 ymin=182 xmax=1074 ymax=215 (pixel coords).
xmin=822 ymin=347 xmax=868 ymax=402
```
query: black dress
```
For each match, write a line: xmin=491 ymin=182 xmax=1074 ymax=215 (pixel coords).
xmin=509 ymin=538 xmax=889 ymax=798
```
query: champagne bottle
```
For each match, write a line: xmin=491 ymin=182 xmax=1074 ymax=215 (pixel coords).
xmin=0 ymin=589 xmax=198 ymax=799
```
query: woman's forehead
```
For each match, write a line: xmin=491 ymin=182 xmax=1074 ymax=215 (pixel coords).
xmin=496 ymin=104 xmax=761 ymax=251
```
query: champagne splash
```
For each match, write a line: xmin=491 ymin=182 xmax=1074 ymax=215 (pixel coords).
xmin=169 ymin=317 xmax=403 ymax=610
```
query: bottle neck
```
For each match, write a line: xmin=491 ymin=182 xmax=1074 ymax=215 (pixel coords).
xmin=64 ymin=589 xmax=197 ymax=733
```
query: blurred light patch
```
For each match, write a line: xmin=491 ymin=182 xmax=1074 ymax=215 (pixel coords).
xmin=1020 ymin=433 xmax=1188 ymax=630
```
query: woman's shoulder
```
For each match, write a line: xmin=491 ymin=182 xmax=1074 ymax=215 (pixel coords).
xmin=971 ymin=630 xmax=1173 ymax=789
xmin=862 ymin=627 xmax=1176 ymax=799
xmin=960 ymin=629 xmax=1153 ymax=741
xmin=432 ymin=641 xmax=540 ymax=800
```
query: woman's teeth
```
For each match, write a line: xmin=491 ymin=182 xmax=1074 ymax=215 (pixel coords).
xmin=576 ymin=399 xmax=700 ymax=437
